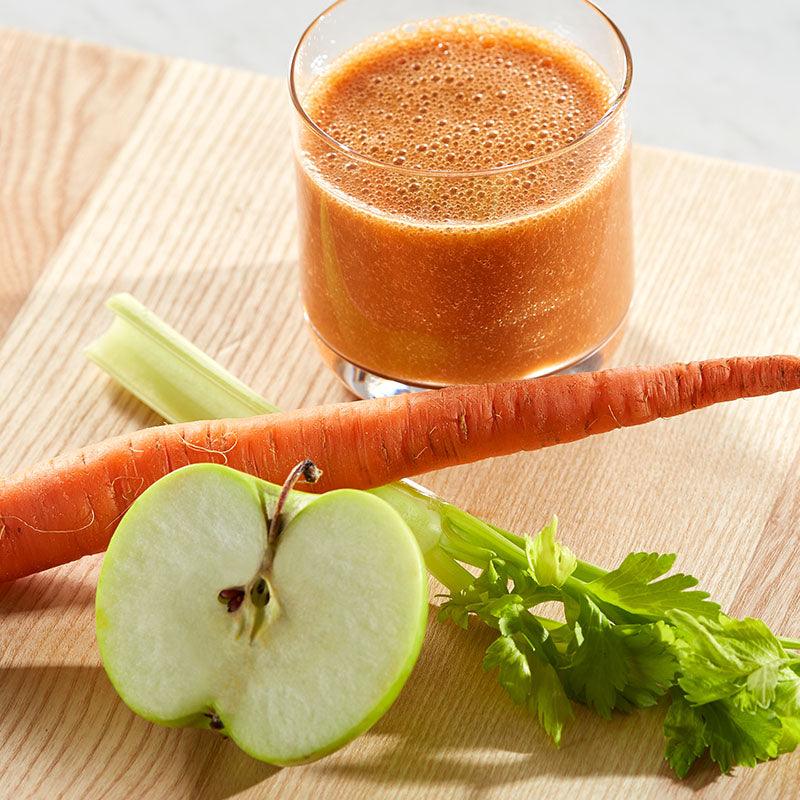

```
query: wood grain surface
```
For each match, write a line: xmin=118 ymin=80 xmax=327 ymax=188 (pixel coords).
xmin=2 ymin=27 xmax=800 ymax=800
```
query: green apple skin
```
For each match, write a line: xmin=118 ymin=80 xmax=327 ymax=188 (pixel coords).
xmin=95 ymin=463 xmax=428 ymax=765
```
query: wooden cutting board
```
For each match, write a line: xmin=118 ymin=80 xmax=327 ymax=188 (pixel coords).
xmin=2 ymin=27 xmax=800 ymax=800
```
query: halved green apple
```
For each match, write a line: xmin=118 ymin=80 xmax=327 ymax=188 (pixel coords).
xmin=95 ymin=463 xmax=428 ymax=765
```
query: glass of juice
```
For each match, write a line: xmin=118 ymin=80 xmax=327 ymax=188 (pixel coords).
xmin=290 ymin=0 xmax=633 ymax=398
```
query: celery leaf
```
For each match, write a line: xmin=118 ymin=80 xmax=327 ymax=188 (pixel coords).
xmin=564 ymin=595 xmax=630 ymax=717
xmin=670 ymin=611 xmax=791 ymax=710
xmin=484 ymin=634 xmax=531 ymax=705
xmin=663 ymin=689 xmax=708 ymax=778
xmin=529 ymin=657 xmax=574 ymax=747
xmin=586 ymin=552 xmax=719 ymax=621
xmin=703 ymin=698 xmax=782 ymax=772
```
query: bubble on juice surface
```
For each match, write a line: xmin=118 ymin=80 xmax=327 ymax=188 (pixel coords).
xmin=301 ymin=15 xmax=624 ymax=221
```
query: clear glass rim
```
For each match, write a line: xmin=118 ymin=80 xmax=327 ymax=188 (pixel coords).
xmin=288 ymin=0 xmax=633 ymax=178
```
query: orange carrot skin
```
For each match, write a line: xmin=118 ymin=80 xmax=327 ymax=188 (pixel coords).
xmin=2 ymin=355 xmax=800 ymax=582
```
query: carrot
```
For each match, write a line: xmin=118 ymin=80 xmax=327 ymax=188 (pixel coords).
xmin=2 ymin=354 xmax=799 ymax=582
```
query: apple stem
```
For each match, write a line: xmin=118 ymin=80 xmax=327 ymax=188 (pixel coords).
xmin=249 ymin=459 xmax=323 ymax=588
xmin=267 ymin=459 xmax=322 ymax=552
xmin=229 ymin=461 xmax=322 ymax=641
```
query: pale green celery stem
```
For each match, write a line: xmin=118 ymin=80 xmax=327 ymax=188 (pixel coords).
xmin=85 ymin=294 xmax=280 ymax=422
xmin=86 ymin=294 xmax=473 ymax=594
xmin=443 ymin=506 xmax=530 ymax=565
xmin=368 ymin=483 xmax=473 ymax=593
xmin=435 ymin=495 xmax=606 ymax=584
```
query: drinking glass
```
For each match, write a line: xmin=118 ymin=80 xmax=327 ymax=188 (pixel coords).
xmin=290 ymin=0 xmax=633 ymax=398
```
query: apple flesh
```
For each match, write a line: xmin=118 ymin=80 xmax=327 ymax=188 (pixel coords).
xmin=95 ymin=463 xmax=428 ymax=765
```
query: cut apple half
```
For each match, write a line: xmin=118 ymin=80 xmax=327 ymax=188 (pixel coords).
xmin=96 ymin=463 xmax=428 ymax=765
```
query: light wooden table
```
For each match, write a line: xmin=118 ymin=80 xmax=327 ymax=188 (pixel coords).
xmin=1 ymin=27 xmax=800 ymax=800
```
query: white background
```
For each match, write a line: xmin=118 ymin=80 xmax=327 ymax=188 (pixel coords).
xmin=2 ymin=1 xmax=799 ymax=172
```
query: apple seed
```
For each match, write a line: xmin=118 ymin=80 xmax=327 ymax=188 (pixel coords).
xmin=218 ymin=586 xmax=246 ymax=612
xmin=251 ymin=577 xmax=270 ymax=607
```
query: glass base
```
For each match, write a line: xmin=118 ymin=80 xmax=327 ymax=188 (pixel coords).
xmin=308 ymin=319 xmax=627 ymax=400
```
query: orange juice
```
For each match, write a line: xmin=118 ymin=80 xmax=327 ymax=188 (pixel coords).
xmin=295 ymin=16 xmax=632 ymax=386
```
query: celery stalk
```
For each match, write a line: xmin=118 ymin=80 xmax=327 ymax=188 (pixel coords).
xmin=86 ymin=294 xmax=279 ymax=423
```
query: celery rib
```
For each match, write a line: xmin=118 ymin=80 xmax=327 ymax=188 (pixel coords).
xmin=86 ymin=294 xmax=279 ymax=423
